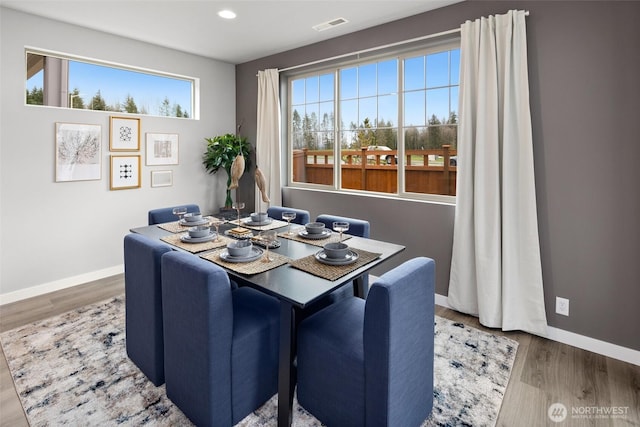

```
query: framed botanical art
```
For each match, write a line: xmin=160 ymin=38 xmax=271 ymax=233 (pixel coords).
xmin=110 ymin=155 xmax=141 ymax=190
xmin=110 ymin=116 xmax=140 ymax=151
xmin=146 ymin=132 xmax=179 ymax=165
xmin=55 ymin=122 xmax=102 ymax=182
xmin=151 ymin=170 xmax=173 ymax=187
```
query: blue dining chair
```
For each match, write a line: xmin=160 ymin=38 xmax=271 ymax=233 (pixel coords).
xmin=297 ymin=257 xmax=436 ymax=427
xmin=148 ymin=203 xmax=201 ymax=225
xmin=161 ymin=251 xmax=280 ymax=426
xmin=267 ymin=206 xmax=310 ymax=225
xmin=315 ymin=213 xmax=371 ymax=298
xmin=123 ymin=233 xmax=173 ymax=386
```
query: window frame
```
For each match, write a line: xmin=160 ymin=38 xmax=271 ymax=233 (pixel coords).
xmin=24 ymin=47 xmax=199 ymax=119
xmin=285 ymin=38 xmax=460 ymax=205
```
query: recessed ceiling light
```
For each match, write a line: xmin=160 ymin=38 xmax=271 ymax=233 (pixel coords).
xmin=218 ymin=9 xmax=236 ymax=20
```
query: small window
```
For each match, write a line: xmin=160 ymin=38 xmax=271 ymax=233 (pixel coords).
xmin=26 ymin=50 xmax=196 ymax=119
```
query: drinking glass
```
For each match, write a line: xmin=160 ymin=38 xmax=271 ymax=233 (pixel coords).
xmin=259 ymin=230 xmax=277 ymax=263
xmin=332 ymin=221 xmax=349 ymax=242
xmin=282 ymin=211 xmax=296 ymax=236
xmin=232 ymin=201 xmax=245 ymax=227
xmin=209 ymin=216 xmax=224 ymax=241
xmin=172 ymin=206 xmax=187 ymax=222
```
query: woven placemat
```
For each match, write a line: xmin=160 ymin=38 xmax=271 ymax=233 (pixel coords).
xmin=230 ymin=218 xmax=288 ymax=231
xmin=200 ymin=248 xmax=289 ymax=275
xmin=288 ymin=248 xmax=382 ymax=281
xmin=161 ymin=233 xmax=232 ymax=253
xmin=278 ymin=227 xmax=352 ymax=247
xmin=157 ymin=217 xmax=217 ymax=233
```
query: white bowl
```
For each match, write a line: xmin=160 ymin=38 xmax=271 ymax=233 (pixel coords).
xmin=305 ymin=222 xmax=326 ymax=234
xmin=183 ymin=212 xmax=203 ymax=222
xmin=323 ymin=242 xmax=349 ymax=259
xmin=188 ymin=225 xmax=210 ymax=238
xmin=227 ymin=240 xmax=253 ymax=257
xmin=250 ymin=212 xmax=269 ymax=223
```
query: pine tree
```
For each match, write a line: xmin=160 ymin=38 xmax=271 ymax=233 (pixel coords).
xmin=90 ymin=90 xmax=107 ymax=111
xmin=159 ymin=97 xmax=171 ymax=116
xmin=26 ymin=87 xmax=44 ymax=105
xmin=124 ymin=95 xmax=138 ymax=113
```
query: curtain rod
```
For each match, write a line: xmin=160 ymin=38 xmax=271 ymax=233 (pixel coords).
xmin=258 ymin=10 xmax=529 ymax=75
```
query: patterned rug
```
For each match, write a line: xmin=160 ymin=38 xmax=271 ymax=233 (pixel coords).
xmin=0 ymin=296 xmax=518 ymax=426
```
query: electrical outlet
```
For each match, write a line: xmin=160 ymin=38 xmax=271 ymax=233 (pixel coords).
xmin=556 ymin=297 xmax=569 ymax=316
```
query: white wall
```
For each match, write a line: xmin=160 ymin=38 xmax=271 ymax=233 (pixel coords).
xmin=0 ymin=7 xmax=236 ymax=300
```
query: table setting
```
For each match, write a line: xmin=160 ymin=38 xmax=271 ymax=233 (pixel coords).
xmin=286 ymin=221 xmax=381 ymax=280
xmin=156 ymin=209 xmax=220 ymax=234
xmin=201 ymin=237 xmax=290 ymax=275
xmin=277 ymin=221 xmax=352 ymax=247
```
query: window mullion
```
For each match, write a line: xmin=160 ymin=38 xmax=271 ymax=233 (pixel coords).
xmin=397 ymin=56 xmax=405 ymax=196
xmin=334 ymin=69 xmax=341 ymax=190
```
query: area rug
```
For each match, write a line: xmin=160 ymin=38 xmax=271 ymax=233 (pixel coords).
xmin=0 ymin=296 xmax=518 ymax=426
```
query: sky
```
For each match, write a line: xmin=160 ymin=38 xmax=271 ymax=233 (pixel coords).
xmin=291 ymin=48 xmax=460 ymax=129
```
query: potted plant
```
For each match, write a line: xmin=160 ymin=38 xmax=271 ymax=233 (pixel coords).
xmin=203 ymin=133 xmax=252 ymax=209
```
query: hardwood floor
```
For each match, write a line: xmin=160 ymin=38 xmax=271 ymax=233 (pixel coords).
xmin=1 ymin=275 xmax=638 ymax=426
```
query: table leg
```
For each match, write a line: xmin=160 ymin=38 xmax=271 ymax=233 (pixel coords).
xmin=278 ymin=301 xmax=296 ymax=427
xmin=353 ymin=275 xmax=366 ymax=298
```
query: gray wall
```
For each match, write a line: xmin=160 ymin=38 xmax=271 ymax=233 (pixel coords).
xmin=236 ymin=1 xmax=640 ymax=351
xmin=0 ymin=8 xmax=236 ymax=297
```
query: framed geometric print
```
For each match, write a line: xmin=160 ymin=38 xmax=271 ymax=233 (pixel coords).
xmin=110 ymin=116 xmax=140 ymax=151
xmin=110 ymin=155 xmax=141 ymax=190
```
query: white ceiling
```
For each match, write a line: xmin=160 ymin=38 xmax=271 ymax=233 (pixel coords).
xmin=1 ymin=0 xmax=463 ymax=64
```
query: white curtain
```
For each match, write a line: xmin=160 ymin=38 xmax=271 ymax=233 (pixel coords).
xmin=255 ymin=69 xmax=282 ymax=210
xmin=448 ymin=10 xmax=547 ymax=336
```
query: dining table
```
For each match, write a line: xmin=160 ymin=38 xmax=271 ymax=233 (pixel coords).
xmin=130 ymin=215 xmax=405 ymax=427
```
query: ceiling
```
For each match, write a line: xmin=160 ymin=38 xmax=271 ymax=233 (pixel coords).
xmin=1 ymin=0 xmax=463 ymax=64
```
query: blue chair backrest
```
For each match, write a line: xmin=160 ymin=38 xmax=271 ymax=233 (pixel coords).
xmin=364 ymin=257 xmax=435 ymax=426
xmin=148 ymin=204 xmax=201 ymax=225
xmin=315 ymin=214 xmax=370 ymax=238
xmin=161 ymin=251 xmax=235 ymax=426
xmin=123 ymin=233 xmax=173 ymax=385
xmin=267 ymin=206 xmax=310 ymax=225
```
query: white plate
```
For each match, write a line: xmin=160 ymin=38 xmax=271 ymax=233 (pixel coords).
xmin=180 ymin=232 xmax=217 ymax=243
xmin=243 ymin=218 xmax=273 ymax=226
xmin=179 ymin=218 xmax=209 ymax=226
xmin=219 ymin=246 xmax=264 ymax=263
xmin=315 ymin=249 xmax=359 ymax=265
xmin=298 ymin=229 xmax=332 ymax=240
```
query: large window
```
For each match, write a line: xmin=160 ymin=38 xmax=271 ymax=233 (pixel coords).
xmin=288 ymin=41 xmax=459 ymax=201
xmin=26 ymin=50 xmax=197 ymax=119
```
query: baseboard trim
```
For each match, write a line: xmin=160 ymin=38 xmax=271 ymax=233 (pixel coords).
xmin=435 ymin=294 xmax=639 ymax=366
xmin=0 ymin=265 xmax=124 ymax=305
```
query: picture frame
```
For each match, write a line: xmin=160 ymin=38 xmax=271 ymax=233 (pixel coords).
xmin=55 ymin=122 xmax=102 ymax=182
xmin=151 ymin=170 xmax=173 ymax=187
xmin=110 ymin=155 xmax=141 ymax=190
xmin=110 ymin=116 xmax=140 ymax=151
xmin=146 ymin=132 xmax=179 ymax=165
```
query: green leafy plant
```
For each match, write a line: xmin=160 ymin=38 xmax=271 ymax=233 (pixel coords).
xmin=203 ymin=133 xmax=252 ymax=208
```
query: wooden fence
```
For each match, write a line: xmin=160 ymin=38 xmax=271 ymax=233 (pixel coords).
xmin=292 ymin=145 xmax=457 ymax=196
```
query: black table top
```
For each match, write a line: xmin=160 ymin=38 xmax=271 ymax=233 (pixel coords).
xmin=130 ymin=222 xmax=405 ymax=308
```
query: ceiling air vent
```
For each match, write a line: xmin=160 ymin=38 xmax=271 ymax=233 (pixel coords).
xmin=313 ymin=17 xmax=349 ymax=32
